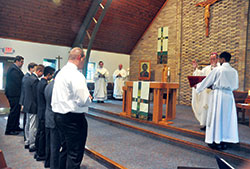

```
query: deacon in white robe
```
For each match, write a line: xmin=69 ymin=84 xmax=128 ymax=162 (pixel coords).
xmin=196 ymin=52 xmax=239 ymax=148
xmin=192 ymin=53 xmax=219 ymax=129
xmin=113 ymin=64 xmax=127 ymax=99
xmin=93 ymin=61 xmax=109 ymax=103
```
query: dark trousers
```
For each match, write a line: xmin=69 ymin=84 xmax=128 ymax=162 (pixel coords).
xmin=23 ymin=112 xmax=26 ymax=141
xmin=6 ymin=97 xmax=21 ymax=132
xmin=55 ymin=112 xmax=88 ymax=169
xmin=36 ymin=119 xmax=46 ymax=157
xmin=45 ymin=128 xmax=50 ymax=168
xmin=47 ymin=127 xmax=62 ymax=169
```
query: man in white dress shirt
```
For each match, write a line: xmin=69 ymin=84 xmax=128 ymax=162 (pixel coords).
xmin=196 ymin=52 xmax=239 ymax=150
xmin=52 ymin=47 xmax=91 ymax=169
xmin=93 ymin=61 xmax=109 ymax=103
xmin=192 ymin=53 xmax=220 ymax=130
xmin=113 ymin=64 xmax=127 ymax=99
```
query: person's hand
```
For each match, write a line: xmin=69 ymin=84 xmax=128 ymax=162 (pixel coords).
xmin=89 ymin=95 xmax=93 ymax=100
xmin=192 ymin=60 xmax=198 ymax=70
xmin=21 ymin=105 xmax=23 ymax=112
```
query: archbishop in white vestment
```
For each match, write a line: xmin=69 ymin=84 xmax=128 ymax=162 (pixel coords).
xmin=196 ymin=52 xmax=239 ymax=145
xmin=113 ymin=64 xmax=127 ymax=99
xmin=93 ymin=61 xmax=109 ymax=102
xmin=192 ymin=63 xmax=220 ymax=127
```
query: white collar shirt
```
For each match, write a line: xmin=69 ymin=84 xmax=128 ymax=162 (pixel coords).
xmin=51 ymin=62 xmax=91 ymax=114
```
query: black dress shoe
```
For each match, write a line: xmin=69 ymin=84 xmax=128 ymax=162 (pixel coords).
xmin=44 ymin=161 xmax=50 ymax=168
xmin=221 ymin=142 xmax=228 ymax=150
xmin=215 ymin=144 xmax=222 ymax=150
xmin=5 ymin=131 xmax=19 ymax=135
xmin=36 ymin=155 xmax=46 ymax=161
xmin=208 ymin=143 xmax=216 ymax=149
xmin=24 ymin=145 xmax=29 ymax=149
xmin=29 ymin=147 xmax=36 ymax=152
xmin=200 ymin=126 xmax=206 ymax=131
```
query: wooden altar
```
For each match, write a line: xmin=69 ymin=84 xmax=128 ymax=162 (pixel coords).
xmin=121 ymin=81 xmax=179 ymax=125
xmin=236 ymin=95 xmax=250 ymax=128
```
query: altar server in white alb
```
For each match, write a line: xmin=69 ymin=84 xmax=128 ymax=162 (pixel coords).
xmin=93 ymin=61 xmax=109 ymax=103
xmin=192 ymin=53 xmax=220 ymax=130
xmin=196 ymin=52 xmax=239 ymax=150
xmin=113 ymin=64 xmax=127 ymax=99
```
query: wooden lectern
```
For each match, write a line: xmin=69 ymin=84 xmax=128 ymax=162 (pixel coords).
xmin=121 ymin=81 xmax=179 ymax=125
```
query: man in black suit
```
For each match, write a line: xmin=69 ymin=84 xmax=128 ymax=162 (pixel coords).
xmin=23 ymin=64 xmax=44 ymax=151
xmin=5 ymin=56 xmax=24 ymax=135
xmin=35 ymin=66 xmax=55 ymax=164
xmin=19 ymin=62 xmax=37 ymax=143
xmin=44 ymin=70 xmax=63 ymax=169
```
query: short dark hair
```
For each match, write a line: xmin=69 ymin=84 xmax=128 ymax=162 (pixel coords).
xmin=28 ymin=62 xmax=37 ymax=71
xmin=219 ymin=52 xmax=231 ymax=62
xmin=14 ymin=55 xmax=24 ymax=62
xmin=99 ymin=61 xmax=104 ymax=65
xmin=36 ymin=64 xmax=45 ymax=72
xmin=44 ymin=66 xmax=55 ymax=76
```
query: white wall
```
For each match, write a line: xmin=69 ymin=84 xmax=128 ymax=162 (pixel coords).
xmin=88 ymin=50 xmax=130 ymax=82
xmin=0 ymin=38 xmax=70 ymax=72
xmin=0 ymin=38 xmax=130 ymax=82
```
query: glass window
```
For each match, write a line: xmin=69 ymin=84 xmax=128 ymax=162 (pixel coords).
xmin=86 ymin=62 xmax=96 ymax=82
xmin=43 ymin=59 xmax=57 ymax=69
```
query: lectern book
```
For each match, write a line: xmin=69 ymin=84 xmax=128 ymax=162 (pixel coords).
xmin=187 ymin=76 xmax=206 ymax=87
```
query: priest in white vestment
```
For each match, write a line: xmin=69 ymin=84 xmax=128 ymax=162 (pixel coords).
xmin=113 ymin=64 xmax=127 ymax=99
xmin=93 ymin=61 xmax=109 ymax=103
xmin=192 ymin=53 xmax=220 ymax=130
xmin=196 ymin=52 xmax=239 ymax=150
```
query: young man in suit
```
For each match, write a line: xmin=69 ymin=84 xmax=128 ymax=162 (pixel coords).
xmin=23 ymin=64 xmax=44 ymax=152
xmin=35 ymin=66 xmax=55 ymax=163
xmin=20 ymin=62 xmax=37 ymax=143
xmin=5 ymin=55 xmax=24 ymax=135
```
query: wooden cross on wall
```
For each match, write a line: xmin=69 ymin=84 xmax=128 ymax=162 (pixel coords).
xmin=195 ymin=0 xmax=220 ymax=37
xmin=55 ymin=55 xmax=62 ymax=69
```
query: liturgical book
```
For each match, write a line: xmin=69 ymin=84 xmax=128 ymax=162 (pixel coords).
xmin=187 ymin=76 xmax=206 ymax=87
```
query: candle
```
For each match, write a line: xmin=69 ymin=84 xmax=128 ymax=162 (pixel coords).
xmin=248 ymin=90 xmax=250 ymax=96
xmin=167 ymin=67 xmax=170 ymax=76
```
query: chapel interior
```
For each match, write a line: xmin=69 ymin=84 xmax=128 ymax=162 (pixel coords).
xmin=0 ymin=0 xmax=250 ymax=168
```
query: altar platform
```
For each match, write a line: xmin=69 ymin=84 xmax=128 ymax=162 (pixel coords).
xmin=89 ymin=100 xmax=250 ymax=145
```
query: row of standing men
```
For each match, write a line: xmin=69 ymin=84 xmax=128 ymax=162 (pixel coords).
xmin=4 ymin=47 xmax=128 ymax=169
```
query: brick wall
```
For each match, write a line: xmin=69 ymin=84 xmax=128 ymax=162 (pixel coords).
xmin=245 ymin=2 xmax=250 ymax=90
xmin=130 ymin=0 xmax=249 ymax=105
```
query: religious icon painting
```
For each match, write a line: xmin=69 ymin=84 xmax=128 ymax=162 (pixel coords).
xmin=157 ymin=26 xmax=168 ymax=64
xmin=131 ymin=81 xmax=150 ymax=120
xmin=138 ymin=60 xmax=151 ymax=81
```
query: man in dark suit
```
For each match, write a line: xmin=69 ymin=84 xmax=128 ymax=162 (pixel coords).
xmin=5 ymin=55 xmax=24 ymax=135
xmin=35 ymin=66 xmax=55 ymax=164
xmin=44 ymin=70 xmax=64 ymax=169
xmin=19 ymin=62 xmax=37 ymax=143
xmin=23 ymin=64 xmax=44 ymax=152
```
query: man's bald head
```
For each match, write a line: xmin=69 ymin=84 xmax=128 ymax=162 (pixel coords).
xmin=68 ymin=47 xmax=85 ymax=69
xmin=69 ymin=47 xmax=84 ymax=60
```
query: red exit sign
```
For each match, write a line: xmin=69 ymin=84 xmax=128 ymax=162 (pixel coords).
xmin=1 ymin=47 xmax=15 ymax=54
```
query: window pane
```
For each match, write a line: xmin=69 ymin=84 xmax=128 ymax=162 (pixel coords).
xmin=87 ymin=62 xmax=96 ymax=82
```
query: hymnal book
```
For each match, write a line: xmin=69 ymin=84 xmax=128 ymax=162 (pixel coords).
xmin=187 ymin=76 xmax=206 ymax=87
